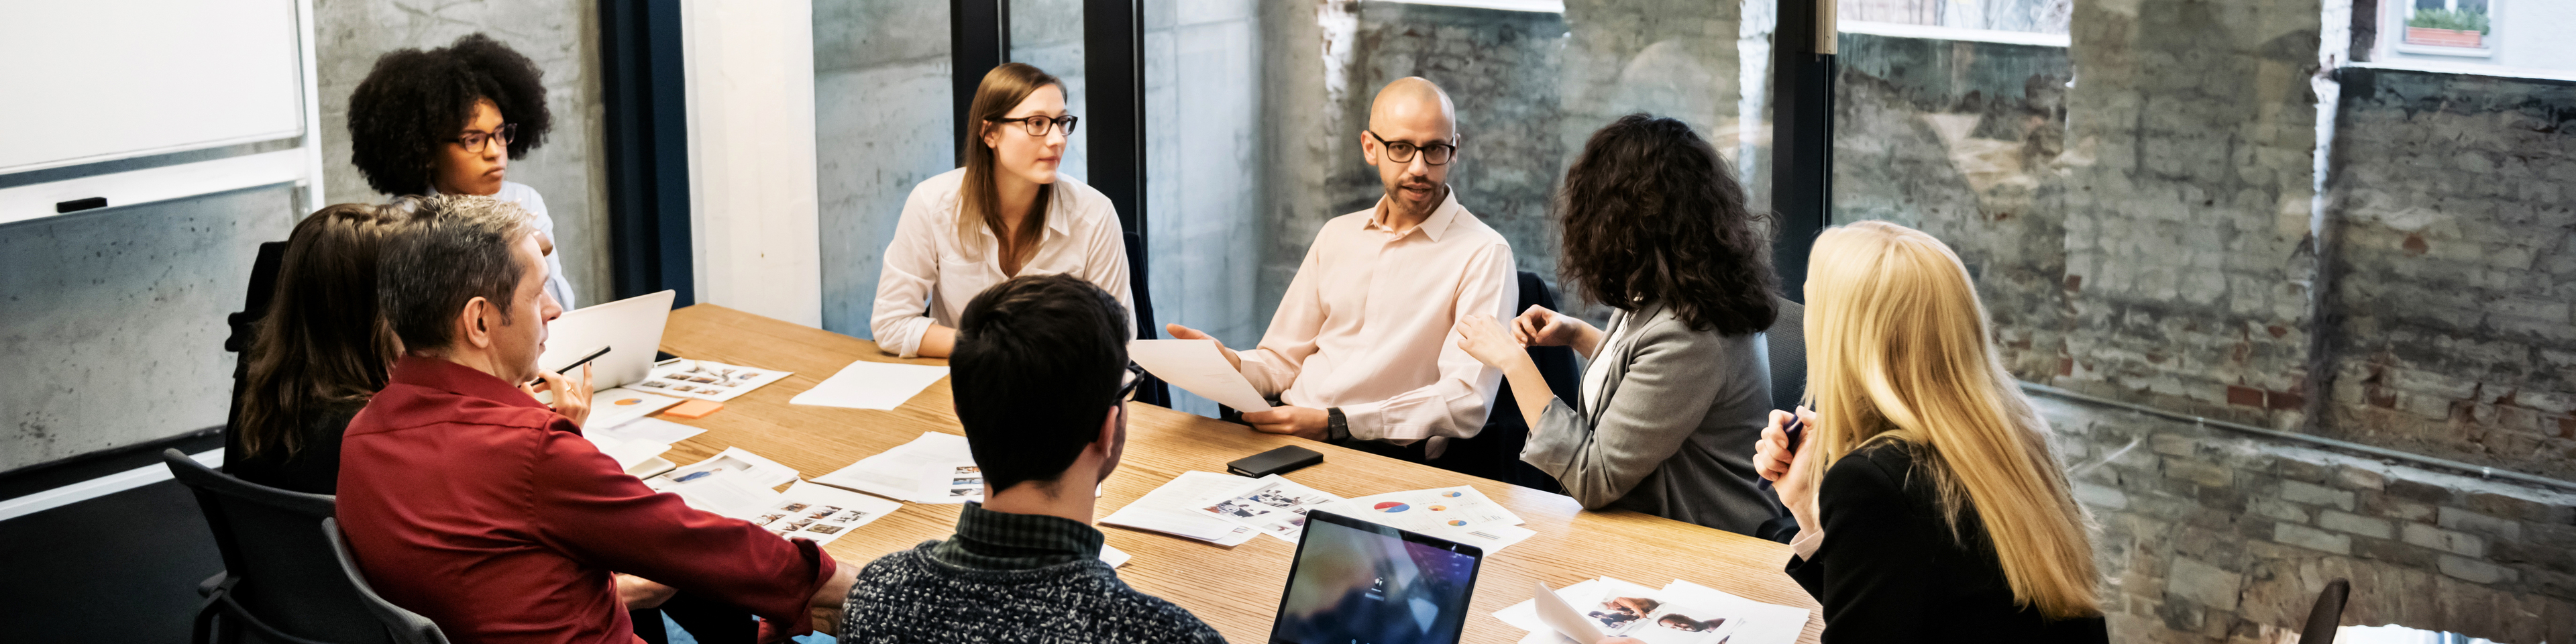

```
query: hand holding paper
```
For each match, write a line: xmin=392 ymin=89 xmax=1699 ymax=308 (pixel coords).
xmin=1129 ymin=339 xmax=1269 ymax=412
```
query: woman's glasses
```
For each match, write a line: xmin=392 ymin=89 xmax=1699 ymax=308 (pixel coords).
xmin=992 ymin=115 xmax=1080 ymax=137
xmin=455 ymin=123 xmax=518 ymax=154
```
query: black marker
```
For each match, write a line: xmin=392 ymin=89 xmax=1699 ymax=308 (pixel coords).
xmin=532 ymin=345 xmax=610 ymax=385
xmin=1757 ymin=412 xmax=1807 ymax=492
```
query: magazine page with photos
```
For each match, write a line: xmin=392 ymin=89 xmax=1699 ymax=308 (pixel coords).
xmin=1495 ymin=576 xmax=1811 ymax=644
xmin=1187 ymin=474 xmax=1347 ymax=542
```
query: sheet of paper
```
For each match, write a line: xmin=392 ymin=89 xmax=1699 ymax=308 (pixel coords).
xmin=745 ymin=481 xmax=904 ymax=545
xmin=789 ymin=360 xmax=950 ymax=410
xmin=663 ymin=469 xmax=781 ymax=517
xmin=812 ymin=432 xmax=980 ymax=502
xmin=1534 ymin=581 xmax=1609 ymax=644
xmin=1099 ymin=543 xmax=1132 ymax=569
xmin=633 ymin=360 xmax=794 ymax=402
xmin=1128 ymin=339 xmax=1271 ymax=412
xmin=597 ymin=416 xmax=707 ymax=445
xmin=1320 ymin=485 xmax=1536 ymax=553
xmin=582 ymin=433 xmax=672 ymax=474
xmin=586 ymin=388 xmax=683 ymax=429
xmin=1496 ymin=577 xmax=1801 ymax=644
xmin=651 ymin=447 xmax=799 ymax=490
xmin=1100 ymin=471 xmax=1261 ymax=545
xmin=1189 ymin=475 xmax=1346 ymax=543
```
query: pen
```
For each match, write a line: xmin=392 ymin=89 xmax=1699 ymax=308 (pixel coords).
xmin=532 ymin=345 xmax=610 ymax=385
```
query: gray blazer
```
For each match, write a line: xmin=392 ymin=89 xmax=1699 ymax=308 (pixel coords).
xmin=1520 ymin=303 xmax=1787 ymax=535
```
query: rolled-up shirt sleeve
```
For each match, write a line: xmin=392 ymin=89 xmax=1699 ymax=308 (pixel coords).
xmin=524 ymin=425 xmax=837 ymax=633
xmin=869 ymin=186 xmax=947 ymax=358
xmin=1336 ymin=241 xmax=1511 ymax=443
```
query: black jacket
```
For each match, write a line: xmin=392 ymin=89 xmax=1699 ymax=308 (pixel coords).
xmin=1786 ymin=441 xmax=2108 ymax=643
xmin=224 ymin=398 xmax=363 ymax=495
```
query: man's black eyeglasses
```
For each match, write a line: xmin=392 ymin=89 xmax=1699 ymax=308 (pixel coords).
xmin=1366 ymin=130 xmax=1456 ymax=165
xmin=1115 ymin=362 xmax=1146 ymax=403
xmin=456 ymin=123 xmax=517 ymax=154
xmin=993 ymin=115 xmax=1080 ymax=136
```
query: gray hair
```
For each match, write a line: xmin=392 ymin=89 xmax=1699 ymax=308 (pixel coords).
xmin=379 ymin=195 xmax=537 ymax=352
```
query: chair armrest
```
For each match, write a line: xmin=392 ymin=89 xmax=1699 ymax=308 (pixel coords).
xmin=197 ymin=571 xmax=230 ymax=598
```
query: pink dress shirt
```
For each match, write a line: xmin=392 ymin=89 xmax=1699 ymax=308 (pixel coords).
xmin=1238 ymin=189 xmax=1513 ymax=448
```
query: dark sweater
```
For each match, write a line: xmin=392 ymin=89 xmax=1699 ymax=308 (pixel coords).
xmin=225 ymin=398 xmax=364 ymax=495
xmin=840 ymin=503 xmax=1225 ymax=644
xmin=1786 ymin=442 xmax=2109 ymax=644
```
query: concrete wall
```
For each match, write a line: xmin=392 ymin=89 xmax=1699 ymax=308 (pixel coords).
xmin=0 ymin=186 xmax=301 ymax=471
xmin=312 ymin=0 xmax=609 ymax=306
xmin=2319 ymin=67 xmax=2576 ymax=480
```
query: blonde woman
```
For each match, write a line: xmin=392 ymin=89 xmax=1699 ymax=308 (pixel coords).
xmin=871 ymin=62 xmax=1132 ymax=358
xmin=1752 ymin=221 xmax=2106 ymax=642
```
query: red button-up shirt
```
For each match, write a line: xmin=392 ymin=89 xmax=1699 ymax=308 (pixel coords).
xmin=337 ymin=356 xmax=837 ymax=644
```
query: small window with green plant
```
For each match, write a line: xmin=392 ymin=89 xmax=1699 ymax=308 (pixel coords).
xmin=2408 ymin=7 xmax=2491 ymax=34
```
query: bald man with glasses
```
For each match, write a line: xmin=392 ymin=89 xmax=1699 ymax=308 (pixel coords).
xmin=1169 ymin=76 xmax=1513 ymax=462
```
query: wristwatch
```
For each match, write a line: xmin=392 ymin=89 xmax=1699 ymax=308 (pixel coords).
xmin=1326 ymin=407 xmax=1351 ymax=443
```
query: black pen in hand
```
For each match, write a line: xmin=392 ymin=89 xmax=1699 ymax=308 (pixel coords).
xmin=531 ymin=345 xmax=610 ymax=386
xmin=1757 ymin=412 xmax=1806 ymax=492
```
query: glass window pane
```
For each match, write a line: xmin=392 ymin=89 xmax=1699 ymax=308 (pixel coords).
xmin=812 ymin=1 xmax=957 ymax=337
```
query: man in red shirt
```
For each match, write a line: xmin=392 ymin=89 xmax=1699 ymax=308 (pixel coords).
xmin=336 ymin=195 xmax=852 ymax=643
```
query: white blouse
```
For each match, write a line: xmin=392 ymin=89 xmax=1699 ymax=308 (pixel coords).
xmin=868 ymin=168 xmax=1134 ymax=358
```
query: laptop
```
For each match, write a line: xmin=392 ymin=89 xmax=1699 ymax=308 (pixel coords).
xmin=533 ymin=290 xmax=684 ymax=451
xmin=1271 ymin=510 xmax=1485 ymax=644
xmin=536 ymin=289 xmax=676 ymax=390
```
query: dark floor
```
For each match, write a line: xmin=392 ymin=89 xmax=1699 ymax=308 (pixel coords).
xmin=0 ymin=431 xmax=227 ymax=643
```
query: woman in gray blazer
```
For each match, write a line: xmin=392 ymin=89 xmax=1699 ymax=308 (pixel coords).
xmin=1455 ymin=114 xmax=1785 ymax=536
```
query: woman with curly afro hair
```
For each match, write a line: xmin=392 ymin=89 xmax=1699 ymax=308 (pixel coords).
xmin=1450 ymin=113 xmax=1786 ymax=537
xmin=347 ymin=33 xmax=575 ymax=309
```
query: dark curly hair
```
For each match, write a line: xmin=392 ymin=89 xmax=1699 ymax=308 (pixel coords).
xmin=346 ymin=33 xmax=551 ymax=197
xmin=1557 ymin=113 xmax=1777 ymax=335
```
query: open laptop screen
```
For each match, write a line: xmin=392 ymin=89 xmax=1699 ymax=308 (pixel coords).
xmin=1271 ymin=510 xmax=1484 ymax=644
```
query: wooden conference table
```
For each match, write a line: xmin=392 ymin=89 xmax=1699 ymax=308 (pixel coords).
xmin=651 ymin=305 xmax=1825 ymax=644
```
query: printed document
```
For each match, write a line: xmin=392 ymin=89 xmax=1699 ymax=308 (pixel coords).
xmin=1315 ymin=485 xmax=1538 ymax=553
xmin=1495 ymin=577 xmax=1812 ymax=644
xmin=1128 ymin=339 xmax=1271 ymax=411
xmin=666 ymin=475 xmax=900 ymax=546
xmin=647 ymin=447 xmax=800 ymax=492
xmin=633 ymin=360 xmax=792 ymax=402
xmin=1099 ymin=471 xmax=1261 ymax=546
xmin=811 ymin=432 xmax=985 ymax=503
xmin=1188 ymin=474 xmax=1348 ymax=543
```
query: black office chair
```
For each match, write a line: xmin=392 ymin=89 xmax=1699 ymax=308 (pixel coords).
xmin=2298 ymin=578 xmax=2352 ymax=643
xmin=1764 ymin=295 xmax=1805 ymax=414
xmin=322 ymin=519 xmax=448 ymax=644
xmin=1750 ymin=294 xmax=1807 ymax=543
xmin=221 ymin=241 xmax=290 ymax=469
xmin=1124 ymin=229 xmax=1172 ymax=407
xmin=164 ymin=449 xmax=443 ymax=644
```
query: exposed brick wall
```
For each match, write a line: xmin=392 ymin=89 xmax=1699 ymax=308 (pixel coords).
xmin=1833 ymin=33 xmax=2074 ymax=380
xmin=2320 ymin=67 xmax=2576 ymax=480
xmin=2053 ymin=0 xmax=2327 ymax=429
xmin=2045 ymin=394 xmax=2576 ymax=643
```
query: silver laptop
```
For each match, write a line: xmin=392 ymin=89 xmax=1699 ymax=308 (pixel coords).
xmin=535 ymin=290 xmax=676 ymax=390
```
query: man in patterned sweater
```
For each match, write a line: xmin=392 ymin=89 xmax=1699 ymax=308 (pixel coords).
xmin=838 ymin=273 xmax=1225 ymax=643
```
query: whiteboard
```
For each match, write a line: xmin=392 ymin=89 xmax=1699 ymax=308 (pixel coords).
xmin=0 ymin=0 xmax=306 ymax=174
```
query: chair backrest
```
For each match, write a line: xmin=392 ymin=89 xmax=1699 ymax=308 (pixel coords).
xmin=1763 ymin=296 xmax=1806 ymax=413
xmin=162 ymin=449 xmax=403 ymax=644
xmin=221 ymin=241 xmax=291 ymax=468
xmin=322 ymin=519 xmax=448 ymax=644
xmin=2298 ymin=578 xmax=2351 ymax=644
xmin=1122 ymin=229 xmax=1172 ymax=407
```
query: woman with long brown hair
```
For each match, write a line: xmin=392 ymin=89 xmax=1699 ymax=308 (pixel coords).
xmin=1753 ymin=221 xmax=2106 ymax=642
xmin=870 ymin=62 xmax=1132 ymax=358
xmin=1452 ymin=114 xmax=1786 ymax=535
xmin=227 ymin=203 xmax=417 ymax=494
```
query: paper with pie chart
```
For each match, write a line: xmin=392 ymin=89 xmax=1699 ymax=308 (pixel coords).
xmin=1187 ymin=475 xmax=1347 ymax=543
xmin=1323 ymin=486 xmax=1538 ymax=553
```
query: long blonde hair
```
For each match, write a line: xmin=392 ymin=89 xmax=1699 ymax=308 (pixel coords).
xmin=957 ymin=62 xmax=1061 ymax=266
xmin=1800 ymin=221 xmax=2100 ymax=620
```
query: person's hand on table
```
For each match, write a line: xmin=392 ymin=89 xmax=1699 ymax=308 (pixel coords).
xmin=1242 ymin=405 xmax=1329 ymax=441
xmin=1451 ymin=314 xmax=1532 ymax=371
xmin=1165 ymin=323 xmax=1243 ymax=372
xmin=527 ymin=363 xmax=593 ymax=427
xmin=1755 ymin=407 xmax=1821 ymax=531
xmin=614 ymin=573 xmax=676 ymax=610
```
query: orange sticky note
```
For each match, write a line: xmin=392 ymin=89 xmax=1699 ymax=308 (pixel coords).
xmin=661 ymin=400 xmax=724 ymax=419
